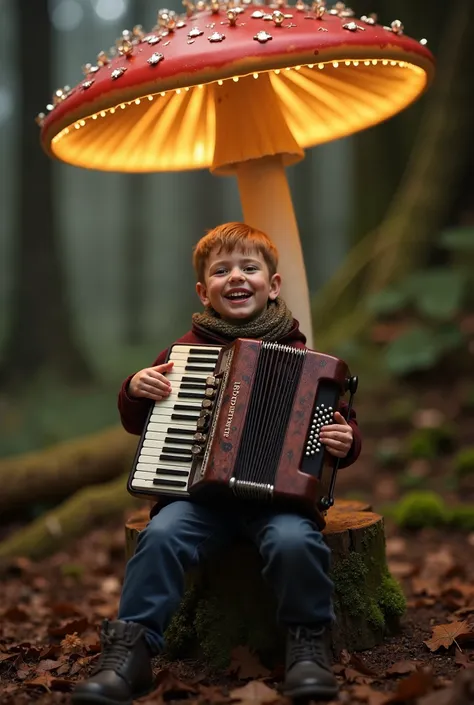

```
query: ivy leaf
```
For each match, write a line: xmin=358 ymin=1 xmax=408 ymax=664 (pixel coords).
xmin=404 ymin=269 xmax=467 ymax=320
xmin=423 ymin=620 xmax=474 ymax=651
xmin=384 ymin=326 xmax=440 ymax=375
xmin=366 ymin=287 xmax=410 ymax=316
xmin=439 ymin=227 xmax=474 ymax=251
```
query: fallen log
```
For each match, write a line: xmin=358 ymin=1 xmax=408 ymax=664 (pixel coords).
xmin=0 ymin=474 xmax=140 ymax=561
xmin=125 ymin=499 xmax=404 ymax=668
xmin=0 ymin=426 xmax=136 ymax=512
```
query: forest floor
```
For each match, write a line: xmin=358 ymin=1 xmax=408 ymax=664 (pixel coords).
xmin=1 ymin=377 xmax=474 ymax=705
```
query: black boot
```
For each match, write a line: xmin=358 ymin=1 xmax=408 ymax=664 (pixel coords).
xmin=282 ymin=625 xmax=338 ymax=701
xmin=71 ymin=620 xmax=154 ymax=705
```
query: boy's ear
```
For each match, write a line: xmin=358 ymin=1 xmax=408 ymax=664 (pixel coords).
xmin=268 ymin=273 xmax=281 ymax=301
xmin=196 ymin=281 xmax=210 ymax=307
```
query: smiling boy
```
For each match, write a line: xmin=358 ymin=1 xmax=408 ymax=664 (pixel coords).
xmin=72 ymin=222 xmax=362 ymax=705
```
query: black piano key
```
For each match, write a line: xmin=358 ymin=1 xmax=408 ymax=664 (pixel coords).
xmin=160 ymin=453 xmax=192 ymax=462
xmin=164 ymin=436 xmax=193 ymax=445
xmin=153 ymin=468 xmax=189 ymax=477
xmin=187 ymin=356 xmax=218 ymax=364
xmin=174 ymin=404 xmax=203 ymax=412
xmin=163 ymin=446 xmax=193 ymax=455
xmin=171 ymin=413 xmax=200 ymax=421
xmin=153 ymin=478 xmax=188 ymax=488
xmin=185 ymin=365 xmax=215 ymax=372
xmin=167 ymin=427 xmax=195 ymax=435
xmin=178 ymin=392 xmax=205 ymax=399
xmin=181 ymin=376 xmax=207 ymax=384
xmin=189 ymin=348 xmax=220 ymax=356
xmin=180 ymin=383 xmax=205 ymax=390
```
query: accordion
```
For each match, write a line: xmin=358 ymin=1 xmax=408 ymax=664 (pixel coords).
xmin=128 ymin=338 xmax=357 ymax=526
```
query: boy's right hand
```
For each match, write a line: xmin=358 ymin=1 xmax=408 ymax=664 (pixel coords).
xmin=128 ymin=361 xmax=174 ymax=401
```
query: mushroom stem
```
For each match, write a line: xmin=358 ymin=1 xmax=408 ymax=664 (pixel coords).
xmin=236 ymin=155 xmax=314 ymax=346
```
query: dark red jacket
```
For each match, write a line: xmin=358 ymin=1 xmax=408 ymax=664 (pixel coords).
xmin=118 ymin=319 xmax=361 ymax=467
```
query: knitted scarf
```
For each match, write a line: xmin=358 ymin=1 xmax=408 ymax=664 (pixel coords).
xmin=192 ymin=296 xmax=294 ymax=342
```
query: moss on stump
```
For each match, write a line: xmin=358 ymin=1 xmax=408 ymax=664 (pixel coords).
xmin=125 ymin=500 xmax=404 ymax=669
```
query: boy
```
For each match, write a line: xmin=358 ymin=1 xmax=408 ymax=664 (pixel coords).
xmin=72 ymin=223 xmax=361 ymax=705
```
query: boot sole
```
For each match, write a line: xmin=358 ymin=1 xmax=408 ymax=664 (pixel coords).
xmin=282 ymin=683 xmax=339 ymax=701
xmin=71 ymin=684 xmax=153 ymax=705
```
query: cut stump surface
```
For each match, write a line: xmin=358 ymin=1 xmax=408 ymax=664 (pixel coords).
xmin=125 ymin=499 xmax=405 ymax=668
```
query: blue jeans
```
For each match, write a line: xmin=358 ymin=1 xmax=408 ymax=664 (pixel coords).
xmin=118 ymin=500 xmax=334 ymax=654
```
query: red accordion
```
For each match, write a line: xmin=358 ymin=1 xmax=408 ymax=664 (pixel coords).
xmin=128 ymin=338 xmax=358 ymax=527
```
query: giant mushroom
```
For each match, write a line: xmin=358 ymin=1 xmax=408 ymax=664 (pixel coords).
xmin=38 ymin=1 xmax=435 ymax=346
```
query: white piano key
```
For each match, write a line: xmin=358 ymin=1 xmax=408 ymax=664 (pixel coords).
xmin=146 ymin=421 xmax=197 ymax=434
xmin=134 ymin=468 xmax=190 ymax=479
xmin=169 ymin=345 xmax=221 ymax=356
xmin=150 ymin=411 xmax=199 ymax=425
xmin=137 ymin=457 xmax=192 ymax=469
xmin=143 ymin=438 xmax=192 ymax=449
xmin=139 ymin=446 xmax=191 ymax=457
xmin=145 ymin=431 xmax=194 ymax=442
xmin=155 ymin=398 xmax=202 ymax=409
xmin=131 ymin=478 xmax=189 ymax=494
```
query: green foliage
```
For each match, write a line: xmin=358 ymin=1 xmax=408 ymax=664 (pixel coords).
xmin=384 ymin=323 xmax=464 ymax=376
xmin=439 ymin=227 xmax=474 ymax=251
xmin=387 ymin=397 xmax=418 ymax=424
xmin=374 ymin=438 xmax=406 ymax=468
xmin=407 ymin=425 xmax=456 ymax=459
xmin=398 ymin=471 xmax=428 ymax=490
xmin=376 ymin=573 xmax=407 ymax=620
xmin=393 ymin=491 xmax=448 ymax=529
xmin=453 ymin=447 xmax=474 ymax=478
xmin=447 ymin=505 xmax=474 ymax=531
xmin=366 ymin=226 xmax=473 ymax=377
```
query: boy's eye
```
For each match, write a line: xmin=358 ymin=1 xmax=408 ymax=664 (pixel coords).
xmin=244 ymin=265 xmax=258 ymax=272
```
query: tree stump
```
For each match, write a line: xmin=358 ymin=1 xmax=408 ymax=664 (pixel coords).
xmin=125 ymin=500 xmax=405 ymax=669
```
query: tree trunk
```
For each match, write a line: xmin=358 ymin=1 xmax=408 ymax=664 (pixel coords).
xmin=0 ymin=0 xmax=93 ymax=387
xmin=0 ymin=426 xmax=136 ymax=512
xmin=124 ymin=501 xmax=405 ymax=668
xmin=0 ymin=474 xmax=140 ymax=563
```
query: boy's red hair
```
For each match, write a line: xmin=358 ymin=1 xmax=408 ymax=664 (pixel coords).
xmin=193 ymin=222 xmax=279 ymax=282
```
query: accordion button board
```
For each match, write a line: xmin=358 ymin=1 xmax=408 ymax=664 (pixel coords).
xmin=128 ymin=344 xmax=223 ymax=497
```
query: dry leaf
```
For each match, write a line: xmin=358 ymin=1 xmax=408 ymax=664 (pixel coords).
xmin=228 ymin=646 xmax=271 ymax=680
xmin=152 ymin=668 xmax=199 ymax=698
xmin=47 ymin=617 xmax=89 ymax=637
xmin=351 ymin=683 xmax=387 ymax=705
xmin=424 ymin=621 xmax=474 ymax=652
xmin=383 ymin=668 xmax=434 ymax=703
xmin=51 ymin=602 xmax=83 ymax=618
xmin=230 ymin=680 xmax=281 ymax=704
xmin=36 ymin=658 xmax=63 ymax=672
xmin=385 ymin=660 xmax=418 ymax=677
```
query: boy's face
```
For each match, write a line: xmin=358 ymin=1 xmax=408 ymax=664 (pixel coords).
xmin=196 ymin=247 xmax=281 ymax=323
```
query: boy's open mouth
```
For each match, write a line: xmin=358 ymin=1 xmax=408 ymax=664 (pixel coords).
xmin=225 ymin=290 xmax=252 ymax=302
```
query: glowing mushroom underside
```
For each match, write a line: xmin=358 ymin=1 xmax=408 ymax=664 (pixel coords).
xmin=40 ymin=2 xmax=435 ymax=345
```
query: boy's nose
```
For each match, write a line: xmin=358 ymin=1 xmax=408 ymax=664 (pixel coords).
xmin=229 ymin=267 xmax=245 ymax=281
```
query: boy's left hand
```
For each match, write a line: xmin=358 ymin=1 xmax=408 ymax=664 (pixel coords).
xmin=319 ymin=411 xmax=353 ymax=458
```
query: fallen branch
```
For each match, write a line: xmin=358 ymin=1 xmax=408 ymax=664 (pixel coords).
xmin=0 ymin=426 xmax=137 ymax=512
xmin=0 ymin=473 xmax=140 ymax=561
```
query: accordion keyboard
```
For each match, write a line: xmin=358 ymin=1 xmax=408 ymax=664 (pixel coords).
xmin=130 ymin=344 xmax=222 ymax=496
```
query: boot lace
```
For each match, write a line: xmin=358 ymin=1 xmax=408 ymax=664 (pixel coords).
xmin=288 ymin=626 xmax=327 ymax=667
xmin=92 ymin=624 xmax=140 ymax=676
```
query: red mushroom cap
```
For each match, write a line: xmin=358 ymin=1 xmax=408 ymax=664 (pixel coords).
xmin=39 ymin=2 xmax=435 ymax=173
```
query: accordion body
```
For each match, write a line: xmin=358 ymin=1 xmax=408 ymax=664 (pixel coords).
xmin=128 ymin=338 xmax=354 ymax=526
